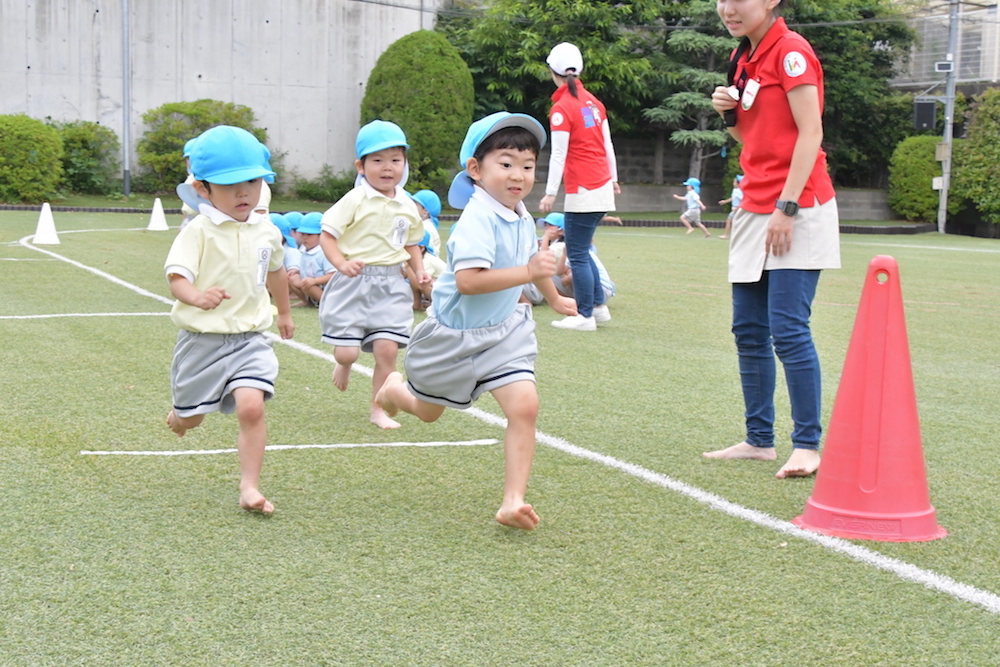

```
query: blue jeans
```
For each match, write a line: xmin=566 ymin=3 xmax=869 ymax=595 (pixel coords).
xmin=563 ymin=211 xmax=606 ymax=318
xmin=732 ymin=269 xmax=822 ymax=450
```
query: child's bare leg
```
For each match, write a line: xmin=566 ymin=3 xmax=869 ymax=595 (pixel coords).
xmin=702 ymin=441 xmax=777 ymax=461
xmin=776 ymin=448 xmax=821 ymax=479
xmin=698 ymin=222 xmax=712 ymax=238
xmin=719 ymin=217 xmax=732 ymax=239
xmin=680 ymin=216 xmax=694 ymax=233
xmin=233 ymin=387 xmax=274 ymax=514
xmin=305 ymin=285 xmax=323 ymax=307
xmin=166 ymin=409 xmax=205 ymax=437
xmin=370 ymin=339 xmax=402 ymax=429
xmin=490 ymin=381 xmax=541 ymax=530
xmin=332 ymin=346 xmax=360 ymax=391
xmin=377 ymin=371 xmax=446 ymax=422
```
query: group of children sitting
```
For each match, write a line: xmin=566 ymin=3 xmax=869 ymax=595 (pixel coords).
xmin=165 ymin=114 xmax=576 ymax=530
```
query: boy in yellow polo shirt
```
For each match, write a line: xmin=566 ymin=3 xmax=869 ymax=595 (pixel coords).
xmin=319 ymin=120 xmax=429 ymax=429
xmin=164 ymin=125 xmax=295 ymax=514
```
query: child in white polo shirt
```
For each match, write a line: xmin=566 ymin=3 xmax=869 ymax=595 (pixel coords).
xmin=377 ymin=112 xmax=577 ymax=530
xmin=319 ymin=120 xmax=429 ymax=429
xmin=293 ymin=212 xmax=336 ymax=306
xmin=164 ymin=125 xmax=295 ymax=515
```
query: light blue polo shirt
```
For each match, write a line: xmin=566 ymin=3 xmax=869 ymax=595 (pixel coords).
xmin=431 ymin=186 xmax=538 ymax=330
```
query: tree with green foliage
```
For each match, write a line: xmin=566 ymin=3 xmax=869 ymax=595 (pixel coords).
xmin=436 ymin=0 xmax=658 ymax=132
xmin=136 ymin=99 xmax=266 ymax=193
xmin=952 ymin=87 xmax=1000 ymax=224
xmin=361 ymin=30 xmax=474 ymax=192
xmin=888 ymin=135 xmax=962 ymax=223
xmin=0 ymin=114 xmax=63 ymax=203
xmin=50 ymin=120 xmax=121 ymax=195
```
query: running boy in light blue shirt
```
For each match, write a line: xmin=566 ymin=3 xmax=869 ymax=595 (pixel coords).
xmin=377 ymin=112 xmax=576 ymax=530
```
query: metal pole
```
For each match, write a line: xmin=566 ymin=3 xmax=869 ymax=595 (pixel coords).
xmin=936 ymin=0 xmax=960 ymax=234
xmin=122 ymin=0 xmax=131 ymax=196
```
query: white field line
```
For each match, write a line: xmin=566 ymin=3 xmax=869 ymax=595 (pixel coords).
xmin=20 ymin=228 xmax=1000 ymax=615
xmin=0 ymin=312 xmax=170 ymax=320
xmin=0 ymin=257 xmax=57 ymax=261
xmin=80 ymin=438 xmax=500 ymax=457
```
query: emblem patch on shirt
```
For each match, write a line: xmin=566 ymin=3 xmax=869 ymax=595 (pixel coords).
xmin=390 ymin=216 xmax=408 ymax=248
xmin=784 ymin=51 xmax=807 ymax=78
xmin=581 ymin=102 xmax=602 ymax=129
xmin=256 ymin=247 xmax=271 ymax=286
xmin=551 ymin=111 xmax=565 ymax=128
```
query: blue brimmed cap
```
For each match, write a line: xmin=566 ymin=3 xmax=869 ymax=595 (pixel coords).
xmin=190 ymin=125 xmax=276 ymax=185
xmin=537 ymin=212 xmax=565 ymax=229
xmin=269 ymin=213 xmax=297 ymax=248
xmin=447 ymin=112 xmax=547 ymax=210
xmin=297 ymin=211 xmax=323 ymax=235
xmin=418 ymin=230 xmax=436 ymax=255
xmin=356 ymin=120 xmax=409 ymax=159
xmin=410 ymin=190 xmax=442 ymax=229
xmin=284 ymin=211 xmax=304 ymax=230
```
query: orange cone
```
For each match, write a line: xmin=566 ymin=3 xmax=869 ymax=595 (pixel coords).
xmin=793 ymin=255 xmax=946 ymax=541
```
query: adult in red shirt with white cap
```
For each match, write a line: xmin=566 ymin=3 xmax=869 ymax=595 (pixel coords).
xmin=705 ymin=0 xmax=840 ymax=479
xmin=540 ymin=42 xmax=621 ymax=332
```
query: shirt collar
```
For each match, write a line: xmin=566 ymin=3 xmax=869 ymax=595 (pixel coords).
xmin=197 ymin=202 xmax=263 ymax=225
xmin=471 ymin=185 xmax=530 ymax=223
xmin=360 ymin=177 xmax=410 ymax=205
xmin=747 ymin=17 xmax=789 ymax=64
xmin=550 ymin=80 xmax=588 ymax=103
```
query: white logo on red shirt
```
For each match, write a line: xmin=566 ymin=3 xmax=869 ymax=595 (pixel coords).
xmin=784 ymin=51 xmax=807 ymax=78
xmin=551 ymin=111 xmax=565 ymax=128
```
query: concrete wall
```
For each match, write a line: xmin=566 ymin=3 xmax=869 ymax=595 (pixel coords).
xmin=0 ymin=0 xmax=440 ymax=180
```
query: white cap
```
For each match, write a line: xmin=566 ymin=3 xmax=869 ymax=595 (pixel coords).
xmin=546 ymin=42 xmax=584 ymax=76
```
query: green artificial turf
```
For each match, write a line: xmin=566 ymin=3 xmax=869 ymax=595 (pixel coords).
xmin=3 ymin=211 xmax=1000 ymax=665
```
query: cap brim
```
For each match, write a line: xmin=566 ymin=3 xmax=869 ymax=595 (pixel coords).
xmin=484 ymin=115 xmax=547 ymax=151
xmin=176 ymin=182 xmax=211 ymax=211
xmin=448 ymin=171 xmax=476 ymax=210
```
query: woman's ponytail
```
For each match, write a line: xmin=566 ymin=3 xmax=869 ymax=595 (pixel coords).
xmin=566 ymin=70 xmax=579 ymax=98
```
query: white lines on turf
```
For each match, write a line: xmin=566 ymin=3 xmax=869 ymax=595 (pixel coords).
xmin=25 ymin=225 xmax=1000 ymax=616
xmin=80 ymin=438 xmax=500 ymax=457
xmin=0 ymin=312 xmax=170 ymax=320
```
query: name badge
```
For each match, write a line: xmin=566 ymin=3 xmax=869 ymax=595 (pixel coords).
xmin=256 ymin=247 xmax=270 ymax=287
xmin=390 ymin=216 xmax=408 ymax=248
xmin=741 ymin=78 xmax=761 ymax=111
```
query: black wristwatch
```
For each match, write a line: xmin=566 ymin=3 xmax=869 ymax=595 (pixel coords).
xmin=775 ymin=199 xmax=800 ymax=216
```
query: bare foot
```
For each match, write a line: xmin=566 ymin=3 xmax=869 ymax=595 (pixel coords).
xmin=239 ymin=488 xmax=275 ymax=514
xmin=702 ymin=441 xmax=777 ymax=461
xmin=332 ymin=363 xmax=351 ymax=391
xmin=370 ymin=405 xmax=401 ymax=429
xmin=776 ymin=449 xmax=821 ymax=479
xmin=376 ymin=371 xmax=404 ymax=417
xmin=685 ymin=228 xmax=694 ymax=234
xmin=496 ymin=503 xmax=540 ymax=530
xmin=718 ymin=235 xmax=729 ymax=239
xmin=166 ymin=409 xmax=187 ymax=437
xmin=703 ymin=232 xmax=712 ymax=238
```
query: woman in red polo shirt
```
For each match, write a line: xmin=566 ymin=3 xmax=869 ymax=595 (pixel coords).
xmin=704 ymin=0 xmax=840 ymax=478
xmin=539 ymin=42 xmax=621 ymax=332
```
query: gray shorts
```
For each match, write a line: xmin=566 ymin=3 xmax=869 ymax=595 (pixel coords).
xmin=521 ymin=282 xmax=544 ymax=305
xmin=318 ymin=264 xmax=413 ymax=352
xmin=403 ymin=303 xmax=537 ymax=409
xmin=683 ymin=208 xmax=701 ymax=224
xmin=170 ymin=330 xmax=278 ymax=418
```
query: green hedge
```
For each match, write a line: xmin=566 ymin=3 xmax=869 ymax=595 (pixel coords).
xmin=50 ymin=120 xmax=121 ymax=195
xmin=888 ymin=136 xmax=962 ymax=223
xmin=952 ymin=88 xmax=1000 ymax=224
xmin=0 ymin=114 xmax=64 ymax=203
xmin=294 ymin=165 xmax=357 ymax=204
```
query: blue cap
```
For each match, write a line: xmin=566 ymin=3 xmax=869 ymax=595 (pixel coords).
xmin=269 ymin=213 xmax=297 ymax=248
xmin=284 ymin=211 xmax=304 ymax=230
xmin=183 ymin=137 xmax=198 ymax=158
xmin=298 ymin=211 xmax=323 ymax=235
xmin=682 ymin=177 xmax=701 ymax=194
xmin=538 ymin=212 xmax=565 ymax=229
xmin=418 ymin=230 xmax=436 ymax=255
xmin=356 ymin=120 xmax=409 ymax=159
xmin=736 ymin=175 xmax=744 ymax=183
xmin=448 ymin=112 xmax=547 ymax=209
xmin=411 ymin=190 xmax=441 ymax=229
xmin=190 ymin=125 xmax=276 ymax=185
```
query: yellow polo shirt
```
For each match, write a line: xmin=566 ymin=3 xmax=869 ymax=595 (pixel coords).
xmin=165 ymin=206 xmax=285 ymax=334
xmin=320 ymin=179 xmax=424 ymax=265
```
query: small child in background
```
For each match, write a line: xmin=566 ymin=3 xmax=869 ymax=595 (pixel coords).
xmin=284 ymin=211 xmax=304 ymax=248
xmin=410 ymin=190 xmax=442 ymax=258
xmin=270 ymin=212 xmax=303 ymax=305
xmin=673 ymin=177 xmax=710 ymax=238
xmin=521 ymin=212 xmax=566 ymax=305
xmin=717 ymin=174 xmax=744 ymax=240
xmin=178 ymin=138 xmax=199 ymax=229
xmin=377 ymin=112 xmax=577 ymax=530
xmin=292 ymin=212 xmax=336 ymax=306
xmin=163 ymin=125 xmax=294 ymax=514
xmin=319 ymin=120 xmax=429 ymax=429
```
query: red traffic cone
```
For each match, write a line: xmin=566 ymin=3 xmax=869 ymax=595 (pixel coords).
xmin=793 ymin=256 xmax=946 ymax=541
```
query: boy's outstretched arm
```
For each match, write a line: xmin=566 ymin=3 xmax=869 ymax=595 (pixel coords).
xmin=266 ymin=266 xmax=295 ymax=339
xmin=169 ymin=274 xmax=230 ymax=310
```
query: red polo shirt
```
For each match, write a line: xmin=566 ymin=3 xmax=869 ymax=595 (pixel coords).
xmin=731 ymin=18 xmax=835 ymax=214
xmin=549 ymin=82 xmax=612 ymax=194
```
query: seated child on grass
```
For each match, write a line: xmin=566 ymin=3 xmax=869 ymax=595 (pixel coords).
xmin=292 ymin=212 xmax=336 ymax=306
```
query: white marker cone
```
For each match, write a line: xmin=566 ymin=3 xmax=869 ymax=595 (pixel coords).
xmin=147 ymin=197 xmax=169 ymax=231
xmin=33 ymin=202 xmax=60 ymax=244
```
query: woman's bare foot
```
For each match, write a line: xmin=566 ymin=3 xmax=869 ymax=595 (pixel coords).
xmin=166 ymin=409 xmax=187 ymax=437
xmin=370 ymin=404 xmax=401 ymax=429
xmin=702 ymin=441 xmax=777 ymax=461
xmin=376 ymin=372 xmax=403 ymax=417
xmin=776 ymin=449 xmax=821 ymax=479
xmin=239 ymin=488 xmax=275 ymax=514
xmin=496 ymin=503 xmax=540 ymax=530
xmin=332 ymin=364 xmax=351 ymax=391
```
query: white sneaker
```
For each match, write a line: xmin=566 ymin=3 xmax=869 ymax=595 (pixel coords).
xmin=592 ymin=305 xmax=611 ymax=323
xmin=551 ymin=315 xmax=597 ymax=331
